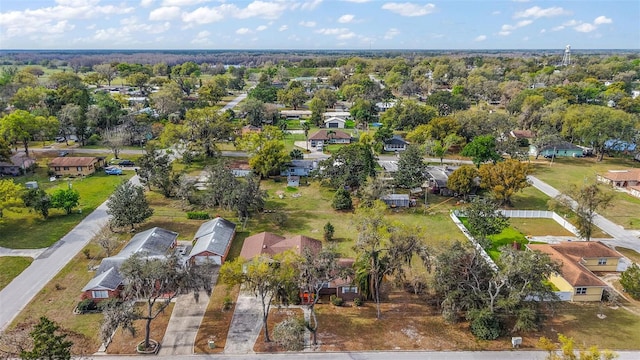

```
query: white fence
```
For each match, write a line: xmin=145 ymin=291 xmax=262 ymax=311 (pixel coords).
xmin=497 ymin=210 xmax=580 ymax=237
xmin=449 ymin=212 xmax=499 ymax=271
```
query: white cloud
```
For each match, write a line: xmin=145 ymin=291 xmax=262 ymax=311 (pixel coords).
xmin=574 ymin=23 xmax=596 ymax=33
xmin=316 ymin=27 xmax=355 ymax=39
xmin=563 ymin=19 xmax=580 ymax=27
xmin=342 ymin=0 xmax=371 ymax=2
xmin=236 ymin=1 xmax=289 ymax=20
xmin=299 ymin=21 xmax=316 ymax=27
xmin=381 ymin=2 xmax=436 ymax=17
xmin=498 ymin=19 xmax=532 ymax=36
xmin=140 ymin=0 xmax=154 ymax=7
xmin=279 ymin=25 xmax=288 ymax=31
xmin=149 ymin=6 xmax=181 ymax=21
xmin=196 ymin=30 xmax=210 ymax=38
xmin=0 ymin=0 xmax=134 ymax=39
xmin=338 ymin=14 xmax=355 ymax=23
xmin=540 ymin=29 xmax=546 ymax=33
xmin=301 ymin=0 xmax=323 ymax=10
xmin=236 ymin=27 xmax=251 ymax=35
xmin=256 ymin=25 xmax=268 ymax=31
xmin=551 ymin=25 xmax=564 ymax=32
xmin=181 ymin=5 xmax=230 ymax=24
xmin=492 ymin=11 xmax=501 ymax=16
xmin=594 ymin=16 xmax=612 ymax=25
xmin=162 ymin=0 xmax=208 ymax=6
xmin=384 ymin=28 xmax=400 ymax=39
xmin=474 ymin=35 xmax=487 ymax=42
xmin=514 ymin=6 xmax=569 ymax=19
xmin=191 ymin=30 xmax=211 ymax=45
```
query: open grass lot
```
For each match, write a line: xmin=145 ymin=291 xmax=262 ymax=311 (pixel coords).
xmin=0 ymin=257 xmax=33 ymax=291
xmin=616 ymin=247 xmax=640 ymax=264
xmin=509 ymin=218 xmax=575 ymax=237
xmin=194 ymin=284 xmax=240 ymax=354
xmin=532 ymin=157 xmax=640 ymax=229
xmin=6 ymin=241 xmax=107 ymax=355
xmin=0 ymin=172 xmax=131 ymax=249
xmin=510 ymin=186 xmax=552 ymax=210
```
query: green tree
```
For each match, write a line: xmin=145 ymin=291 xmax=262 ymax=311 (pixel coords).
xmin=316 ymin=143 xmax=376 ymax=189
xmin=230 ymin=173 xmax=266 ymax=220
xmin=137 ymin=146 xmax=176 ymax=197
xmin=277 ymin=81 xmax=307 ymax=109
xmin=22 ymin=188 xmax=51 ymax=219
xmin=93 ymin=63 xmax=118 ymax=86
xmin=171 ymin=61 xmax=200 ymax=95
xmin=248 ymin=81 xmax=278 ymax=103
xmin=249 ymin=139 xmax=290 ymax=178
xmin=50 ymin=188 xmax=79 ymax=215
xmin=323 ymin=221 xmax=335 ymax=241
xmin=183 ymin=107 xmax=233 ymax=158
xmin=555 ymin=184 xmax=613 ymax=241
xmin=447 ymin=165 xmax=479 ymax=199
xmin=308 ymin=97 xmax=327 ymax=127
xmin=198 ymin=76 xmax=227 ymax=106
xmin=220 ymin=252 xmax=299 ymax=342
xmin=0 ymin=110 xmax=38 ymax=156
xmin=332 ymin=188 xmax=353 ymax=210
xmin=0 ymin=138 xmax=11 ymax=162
xmin=478 ymin=159 xmax=530 ymax=206
xmin=20 ymin=316 xmax=72 ymax=360
xmin=301 ymin=121 xmax=310 ymax=150
xmin=464 ymin=197 xmax=509 ymax=249
xmin=537 ymin=333 xmax=617 ymax=360
xmin=620 ymin=263 xmax=640 ymax=300
xmin=349 ymin=98 xmax=377 ymax=130
xmin=0 ymin=179 xmax=24 ymax=218
xmin=426 ymin=134 xmax=463 ymax=165
xmin=461 ymin=135 xmax=501 ymax=168
xmin=100 ymin=253 xmax=216 ymax=352
xmin=394 ymin=145 xmax=425 ymax=189
xmin=106 ymin=181 xmax=153 ymax=230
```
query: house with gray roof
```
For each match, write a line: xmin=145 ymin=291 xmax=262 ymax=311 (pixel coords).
xmin=189 ymin=217 xmax=236 ymax=265
xmin=81 ymin=227 xmax=178 ymax=301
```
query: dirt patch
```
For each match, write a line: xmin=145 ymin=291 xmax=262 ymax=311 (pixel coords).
xmin=106 ymin=303 xmax=174 ymax=354
xmin=194 ymin=284 xmax=240 ymax=354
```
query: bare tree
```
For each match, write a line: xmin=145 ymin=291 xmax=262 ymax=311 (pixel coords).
xmin=92 ymin=222 xmax=119 ymax=257
xmin=93 ymin=64 xmax=118 ymax=86
xmin=102 ymin=128 xmax=128 ymax=159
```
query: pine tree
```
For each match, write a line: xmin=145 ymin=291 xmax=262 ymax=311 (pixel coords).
xmin=20 ymin=316 xmax=72 ymax=360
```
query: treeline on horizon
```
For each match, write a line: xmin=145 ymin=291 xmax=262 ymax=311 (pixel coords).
xmin=1 ymin=48 xmax=638 ymax=68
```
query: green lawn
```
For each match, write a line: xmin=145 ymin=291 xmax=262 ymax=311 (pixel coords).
xmin=532 ymin=157 xmax=640 ymax=229
xmin=485 ymin=227 xmax=529 ymax=260
xmin=0 ymin=257 xmax=33 ymax=291
xmin=509 ymin=218 xmax=574 ymax=237
xmin=0 ymin=172 xmax=131 ymax=249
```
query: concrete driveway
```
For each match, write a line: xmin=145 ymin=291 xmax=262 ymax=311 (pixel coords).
xmin=158 ymin=270 xmax=218 ymax=355
xmin=224 ymin=289 xmax=263 ymax=354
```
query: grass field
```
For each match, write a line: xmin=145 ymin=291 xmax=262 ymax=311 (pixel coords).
xmin=0 ymin=172 xmax=131 ymax=249
xmin=509 ymin=218 xmax=575 ymax=237
xmin=615 ymin=247 xmax=640 ymax=264
xmin=0 ymin=257 xmax=33 ymax=291
xmin=532 ymin=157 xmax=640 ymax=229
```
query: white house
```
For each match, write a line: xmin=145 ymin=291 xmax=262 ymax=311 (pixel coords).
xmin=324 ymin=117 xmax=346 ymax=128
xmin=323 ymin=111 xmax=351 ymax=120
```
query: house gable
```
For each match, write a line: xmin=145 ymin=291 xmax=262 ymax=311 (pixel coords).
xmin=189 ymin=217 xmax=237 ymax=264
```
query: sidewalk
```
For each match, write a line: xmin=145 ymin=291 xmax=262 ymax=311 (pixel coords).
xmin=224 ymin=289 xmax=263 ymax=354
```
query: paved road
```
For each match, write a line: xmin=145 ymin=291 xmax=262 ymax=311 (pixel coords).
xmin=528 ymin=175 xmax=640 ymax=252
xmin=0 ymin=176 xmax=141 ymax=332
xmin=65 ymin=350 xmax=640 ymax=360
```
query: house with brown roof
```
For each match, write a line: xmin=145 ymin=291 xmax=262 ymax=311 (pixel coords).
xmin=239 ymin=232 xmax=322 ymax=260
xmin=597 ymin=169 xmax=640 ymax=189
xmin=0 ymin=153 xmax=36 ymax=176
xmin=527 ymin=241 xmax=622 ymax=302
xmin=308 ymin=129 xmax=352 ymax=148
xmin=49 ymin=157 xmax=102 ymax=177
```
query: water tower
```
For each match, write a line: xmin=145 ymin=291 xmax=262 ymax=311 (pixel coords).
xmin=561 ymin=45 xmax=571 ymax=66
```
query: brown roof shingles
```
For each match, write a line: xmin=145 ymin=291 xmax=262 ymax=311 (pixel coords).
xmin=49 ymin=157 xmax=97 ymax=167
xmin=601 ymin=169 xmax=640 ymax=182
xmin=239 ymin=232 xmax=322 ymax=260
xmin=527 ymin=242 xmax=621 ymax=288
xmin=308 ymin=130 xmax=351 ymax=141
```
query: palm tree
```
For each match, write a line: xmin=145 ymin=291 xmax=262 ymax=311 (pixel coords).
xmin=302 ymin=121 xmax=310 ymax=151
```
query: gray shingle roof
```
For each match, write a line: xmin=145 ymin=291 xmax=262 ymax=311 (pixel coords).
xmin=82 ymin=267 xmax=122 ymax=291
xmin=190 ymin=217 xmax=236 ymax=258
xmin=83 ymin=227 xmax=178 ymax=294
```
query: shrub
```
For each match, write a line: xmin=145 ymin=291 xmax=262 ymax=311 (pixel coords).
xmin=330 ymin=295 xmax=344 ymax=307
xmin=323 ymin=222 xmax=335 ymax=242
xmin=467 ymin=308 xmax=502 ymax=340
xmin=86 ymin=134 xmax=101 ymax=145
xmin=620 ymin=263 xmax=640 ymax=300
xmin=77 ymin=299 xmax=97 ymax=313
xmin=353 ymin=297 xmax=363 ymax=307
xmin=82 ymin=249 xmax=91 ymax=259
xmin=222 ymin=296 xmax=233 ymax=311
xmin=272 ymin=317 xmax=306 ymax=351
xmin=187 ymin=211 xmax=210 ymax=220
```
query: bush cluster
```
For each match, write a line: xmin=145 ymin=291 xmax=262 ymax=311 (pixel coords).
xmin=186 ymin=211 xmax=210 ymax=220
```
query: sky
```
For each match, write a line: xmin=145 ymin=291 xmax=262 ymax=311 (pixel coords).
xmin=1 ymin=0 xmax=639 ymax=50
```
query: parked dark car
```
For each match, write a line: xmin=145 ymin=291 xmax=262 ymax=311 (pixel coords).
xmin=118 ymin=160 xmax=135 ymax=167
xmin=58 ymin=151 xmax=69 ymax=157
